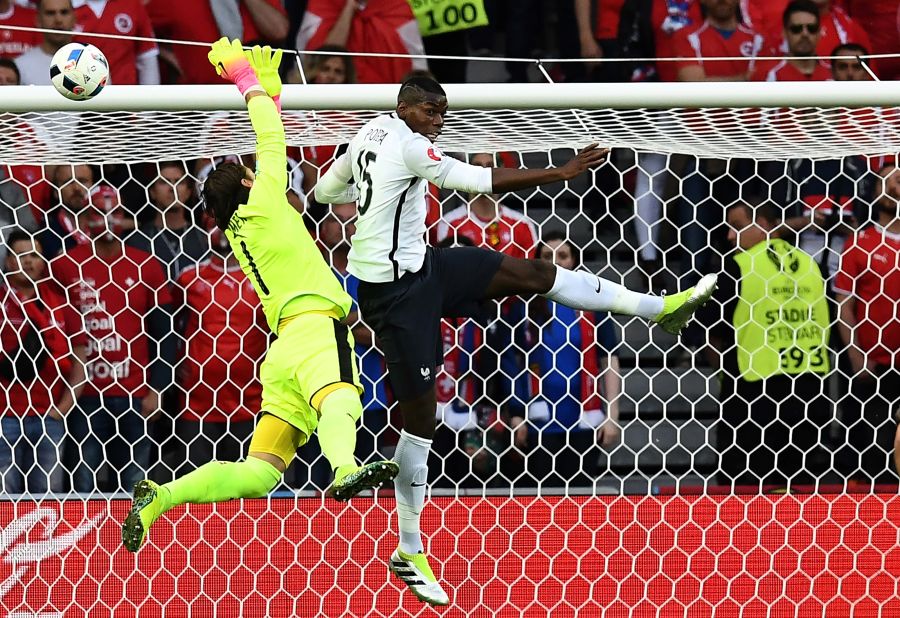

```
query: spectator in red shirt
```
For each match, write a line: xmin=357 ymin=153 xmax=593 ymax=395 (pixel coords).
xmin=618 ymin=0 xmax=703 ymax=83
xmin=51 ymin=185 xmax=175 ymax=493
xmin=834 ymin=163 xmax=900 ymax=484
xmin=752 ymin=1 xmax=832 ymax=82
xmin=130 ymin=161 xmax=208 ymax=279
xmin=831 ymin=42 xmax=873 ymax=81
xmin=843 ymin=0 xmax=899 ymax=80
xmin=672 ymin=0 xmax=763 ymax=82
xmin=146 ymin=0 xmax=287 ymax=84
xmin=40 ymin=164 xmax=93 ymax=259
xmin=575 ymin=0 xmax=627 ymax=81
xmin=759 ymin=0 xmax=872 ymax=73
xmin=667 ymin=0 xmax=763 ymax=290
xmin=72 ymin=0 xmax=159 ymax=85
xmin=14 ymin=0 xmax=76 ymax=86
xmin=296 ymin=0 xmax=428 ymax=84
xmin=171 ymin=219 xmax=266 ymax=476
xmin=0 ymin=0 xmax=40 ymax=58
xmin=0 ymin=230 xmax=86 ymax=494
xmin=436 ymin=153 xmax=539 ymax=260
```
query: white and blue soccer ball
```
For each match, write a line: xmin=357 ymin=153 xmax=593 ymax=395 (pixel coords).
xmin=50 ymin=43 xmax=109 ymax=101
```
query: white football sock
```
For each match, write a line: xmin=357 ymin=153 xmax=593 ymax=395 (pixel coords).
xmin=393 ymin=430 xmax=432 ymax=555
xmin=544 ymin=266 xmax=664 ymax=320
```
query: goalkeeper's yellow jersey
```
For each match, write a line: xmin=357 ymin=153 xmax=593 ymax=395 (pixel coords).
xmin=224 ymin=96 xmax=352 ymax=336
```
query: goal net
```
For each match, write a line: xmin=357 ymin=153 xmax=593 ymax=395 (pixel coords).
xmin=0 ymin=82 xmax=898 ymax=615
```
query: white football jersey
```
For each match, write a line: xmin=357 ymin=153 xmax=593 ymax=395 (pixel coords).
xmin=316 ymin=113 xmax=492 ymax=283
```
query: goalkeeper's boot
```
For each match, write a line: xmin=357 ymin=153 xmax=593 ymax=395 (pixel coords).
xmin=389 ymin=548 xmax=450 ymax=606
xmin=122 ymin=480 xmax=169 ymax=552
xmin=653 ymin=273 xmax=718 ymax=335
xmin=326 ymin=460 xmax=399 ymax=502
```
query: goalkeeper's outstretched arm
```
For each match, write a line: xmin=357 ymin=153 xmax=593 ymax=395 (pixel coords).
xmin=208 ymin=38 xmax=288 ymax=192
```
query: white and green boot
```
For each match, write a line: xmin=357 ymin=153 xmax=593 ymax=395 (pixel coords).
xmin=653 ymin=273 xmax=718 ymax=335
xmin=389 ymin=548 xmax=450 ymax=606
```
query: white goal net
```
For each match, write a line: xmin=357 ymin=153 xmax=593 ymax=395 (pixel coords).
xmin=0 ymin=82 xmax=898 ymax=615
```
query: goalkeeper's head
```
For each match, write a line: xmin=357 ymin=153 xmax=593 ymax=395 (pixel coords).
xmin=202 ymin=162 xmax=254 ymax=230
xmin=397 ymin=75 xmax=447 ymax=143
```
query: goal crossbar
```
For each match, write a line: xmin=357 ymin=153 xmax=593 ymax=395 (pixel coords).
xmin=1 ymin=82 xmax=898 ymax=164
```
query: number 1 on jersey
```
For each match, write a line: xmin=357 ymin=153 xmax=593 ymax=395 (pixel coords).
xmin=356 ymin=151 xmax=377 ymax=215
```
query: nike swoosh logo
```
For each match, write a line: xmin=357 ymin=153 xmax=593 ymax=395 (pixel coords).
xmin=410 ymin=482 xmax=426 ymax=487
xmin=595 ymin=278 xmax=602 ymax=293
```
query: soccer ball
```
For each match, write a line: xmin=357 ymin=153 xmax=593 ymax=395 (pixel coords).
xmin=50 ymin=43 xmax=109 ymax=101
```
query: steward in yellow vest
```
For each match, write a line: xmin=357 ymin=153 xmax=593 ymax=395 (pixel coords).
xmin=703 ymin=203 xmax=832 ymax=489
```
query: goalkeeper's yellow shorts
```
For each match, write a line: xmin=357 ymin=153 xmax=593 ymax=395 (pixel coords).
xmin=257 ymin=312 xmax=362 ymax=447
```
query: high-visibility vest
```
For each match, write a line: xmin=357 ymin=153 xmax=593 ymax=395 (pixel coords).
xmin=732 ymin=239 xmax=831 ymax=382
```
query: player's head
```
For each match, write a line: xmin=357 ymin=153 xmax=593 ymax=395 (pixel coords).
xmin=36 ymin=0 xmax=75 ymax=49
xmin=875 ymin=164 xmax=900 ymax=217
xmin=783 ymin=0 xmax=821 ymax=57
xmin=0 ymin=58 xmax=20 ymax=86
xmin=397 ymin=76 xmax=447 ymax=143
xmin=537 ymin=230 xmax=580 ymax=271
xmin=202 ymin=162 xmax=254 ymax=231
xmin=726 ymin=202 xmax=781 ymax=250
xmin=831 ymin=43 xmax=871 ymax=81
xmin=4 ymin=229 xmax=45 ymax=286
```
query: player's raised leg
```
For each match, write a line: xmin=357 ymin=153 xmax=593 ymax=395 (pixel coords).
xmin=122 ymin=416 xmax=288 ymax=553
xmin=321 ymin=386 xmax=399 ymax=501
xmin=388 ymin=393 xmax=449 ymax=606
xmin=482 ymin=254 xmax=717 ymax=336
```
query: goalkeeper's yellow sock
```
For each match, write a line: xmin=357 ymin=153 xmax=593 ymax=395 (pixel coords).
xmin=163 ymin=456 xmax=282 ymax=508
xmin=317 ymin=387 xmax=362 ymax=479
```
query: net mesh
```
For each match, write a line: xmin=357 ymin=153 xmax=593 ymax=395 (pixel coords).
xmin=1 ymin=105 xmax=899 ymax=164
xmin=0 ymin=97 xmax=898 ymax=614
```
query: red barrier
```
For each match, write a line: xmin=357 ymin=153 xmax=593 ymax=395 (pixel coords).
xmin=0 ymin=495 xmax=898 ymax=617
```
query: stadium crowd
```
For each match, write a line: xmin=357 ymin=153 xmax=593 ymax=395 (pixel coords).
xmin=0 ymin=0 xmax=898 ymax=494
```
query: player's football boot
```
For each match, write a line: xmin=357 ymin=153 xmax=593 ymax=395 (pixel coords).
xmin=653 ymin=273 xmax=718 ymax=335
xmin=326 ymin=460 xmax=399 ymax=501
xmin=122 ymin=479 xmax=169 ymax=552
xmin=389 ymin=548 xmax=450 ymax=606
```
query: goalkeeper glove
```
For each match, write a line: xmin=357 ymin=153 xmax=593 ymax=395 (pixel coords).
xmin=246 ymin=45 xmax=283 ymax=98
xmin=245 ymin=45 xmax=284 ymax=112
xmin=208 ymin=37 xmax=262 ymax=97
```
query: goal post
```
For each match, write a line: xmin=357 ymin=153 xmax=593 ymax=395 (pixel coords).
xmin=0 ymin=82 xmax=898 ymax=614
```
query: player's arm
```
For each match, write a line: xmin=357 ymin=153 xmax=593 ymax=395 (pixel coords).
xmin=315 ymin=152 xmax=361 ymax=204
xmin=403 ymin=139 xmax=609 ymax=194
xmin=208 ymin=39 xmax=288 ymax=196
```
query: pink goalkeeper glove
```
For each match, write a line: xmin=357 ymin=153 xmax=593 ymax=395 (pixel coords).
xmin=208 ymin=37 xmax=262 ymax=96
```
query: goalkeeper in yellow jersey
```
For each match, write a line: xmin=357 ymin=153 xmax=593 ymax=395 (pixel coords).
xmin=122 ymin=39 xmax=398 ymax=553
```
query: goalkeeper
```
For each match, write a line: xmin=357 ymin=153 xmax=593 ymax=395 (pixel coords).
xmin=122 ymin=39 xmax=398 ymax=553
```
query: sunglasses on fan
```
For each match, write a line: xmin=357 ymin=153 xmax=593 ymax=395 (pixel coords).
xmin=788 ymin=23 xmax=819 ymax=34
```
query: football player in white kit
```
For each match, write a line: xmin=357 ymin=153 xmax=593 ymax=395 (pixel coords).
xmin=316 ymin=76 xmax=717 ymax=606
